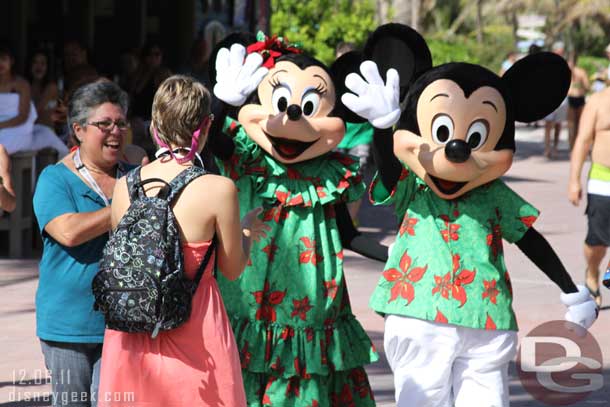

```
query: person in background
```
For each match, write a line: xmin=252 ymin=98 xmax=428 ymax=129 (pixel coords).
xmin=181 ymin=37 xmax=210 ymax=86
xmin=62 ymin=39 xmax=97 ymax=96
xmin=568 ymin=85 xmax=610 ymax=308
xmin=543 ymin=41 xmax=568 ymax=159
xmin=0 ymin=45 xmax=37 ymax=155
xmin=27 ymin=48 xmax=69 ymax=158
xmin=98 ymin=75 xmax=267 ymax=406
xmin=499 ymin=51 xmax=518 ymax=76
xmin=129 ymin=42 xmax=171 ymax=157
xmin=33 ymin=81 xmax=134 ymax=406
xmin=0 ymin=143 xmax=15 ymax=212
xmin=566 ymin=52 xmax=590 ymax=151
xmin=116 ymin=48 xmax=139 ymax=94
xmin=334 ymin=41 xmax=375 ymax=224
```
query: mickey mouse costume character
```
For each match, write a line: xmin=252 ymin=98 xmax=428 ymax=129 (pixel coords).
xmin=341 ymin=24 xmax=599 ymax=406
xmin=207 ymin=32 xmax=385 ymax=406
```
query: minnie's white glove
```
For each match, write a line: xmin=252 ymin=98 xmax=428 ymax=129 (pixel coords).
xmin=560 ymin=285 xmax=598 ymax=329
xmin=341 ymin=60 xmax=401 ymax=129
xmin=213 ymin=44 xmax=269 ymax=106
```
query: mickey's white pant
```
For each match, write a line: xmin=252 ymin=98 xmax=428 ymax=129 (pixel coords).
xmin=384 ymin=315 xmax=518 ymax=407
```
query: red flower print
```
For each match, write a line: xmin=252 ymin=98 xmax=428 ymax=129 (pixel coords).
xmin=520 ymin=215 xmax=537 ymax=228
xmin=262 ymin=241 xmax=278 ymax=262
xmin=349 ymin=368 xmax=371 ymax=399
xmin=299 ymin=237 xmax=323 ymax=265
xmin=287 ymin=168 xmax=302 ymax=179
xmin=333 ymin=153 xmax=356 ymax=167
xmin=308 ymin=401 xmax=319 ymax=407
xmin=280 ymin=326 xmax=295 ymax=341
xmin=240 ymin=341 xmax=251 ymax=369
xmin=336 ymin=250 xmax=344 ymax=260
xmin=331 ymin=384 xmax=355 ymax=407
xmin=435 ymin=309 xmax=448 ymax=323
xmin=261 ymin=376 xmax=276 ymax=405
xmin=399 ymin=216 xmax=418 ymax=237
xmin=482 ymin=279 xmax=500 ymax=304
xmin=382 ymin=250 xmax=428 ymax=304
xmin=305 ymin=327 xmax=314 ymax=342
xmin=324 ymin=278 xmax=339 ymax=300
xmin=263 ymin=206 xmax=289 ymax=223
xmin=432 ymin=254 xmax=476 ymax=307
xmin=485 ymin=314 xmax=497 ymax=330
xmin=252 ymin=281 xmax=286 ymax=322
xmin=291 ymin=297 xmax=313 ymax=321
xmin=316 ymin=185 xmax=327 ymax=198
xmin=271 ymin=356 xmax=285 ymax=376
xmin=432 ymin=272 xmax=453 ymax=299
xmin=399 ymin=168 xmax=410 ymax=181
xmin=337 ymin=178 xmax=350 ymax=190
xmin=276 ymin=190 xmax=303 ymax=206
xmin=440 ymin=215 xmax=461 ymax=242
xmin=487 ymin=223 xmax=503 ymax=260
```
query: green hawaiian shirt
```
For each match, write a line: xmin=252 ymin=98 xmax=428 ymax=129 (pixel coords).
xmin=369 ymin=167 xmax=539 ymax=331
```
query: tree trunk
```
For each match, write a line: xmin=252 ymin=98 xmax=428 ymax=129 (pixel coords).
xmin=476 ymin=0 xmax=484 ymax=43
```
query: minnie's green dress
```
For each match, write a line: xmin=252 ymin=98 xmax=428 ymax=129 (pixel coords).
xmin=216 ymin=120 xmax=378 ymax=407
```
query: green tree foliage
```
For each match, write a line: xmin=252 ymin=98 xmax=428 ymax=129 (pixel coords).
xmin=270 ymin=0 xmax=376 ymax=65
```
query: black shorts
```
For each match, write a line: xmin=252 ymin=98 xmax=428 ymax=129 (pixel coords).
xmin=568 ymin=96 xmax=586 ymax=109
xmin=585 ymin=193 xmax=610 ymax=246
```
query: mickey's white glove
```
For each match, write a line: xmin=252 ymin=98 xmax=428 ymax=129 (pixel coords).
xmin=560 ymin=285 xmax=598 ymax=329
xmin=341 ymin=60 xmax=401 ymax=129
xmin=214 ymin=44 xmax=269 ymax=106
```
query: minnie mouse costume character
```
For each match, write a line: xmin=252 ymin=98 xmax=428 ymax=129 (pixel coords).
xmin=341 ymin=24 xmax=599 ymax=406
xmin=207 ymin=32 xmax=384 ymax=406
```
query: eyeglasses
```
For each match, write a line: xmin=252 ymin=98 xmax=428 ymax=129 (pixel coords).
xmin=87 ymin=119 xmax=130 ymax=132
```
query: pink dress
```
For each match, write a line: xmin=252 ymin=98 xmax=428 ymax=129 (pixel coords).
xmin=98 ymin=241 xmax=246 ymax=406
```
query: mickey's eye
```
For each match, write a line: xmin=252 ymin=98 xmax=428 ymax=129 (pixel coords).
xmin=431 ymin=114 xmax=454 ymax=145
xmin=301 ymin=92 xmax=320 ymax=117
xmin=466 ymin=120 xmax=489 ymax=150
xmin=271 ymin=86 xmax=291 ymax=114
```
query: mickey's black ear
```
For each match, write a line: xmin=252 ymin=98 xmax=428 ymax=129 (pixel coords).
xmin=363 ymin=23 xmax=432 ymax=100
xmin=502 ymin=52 xmax=571 ymax=123
xmin=330 ymin=50 xmax=366 ymax=123
xmin=208 ymin=32 xmax=257 ymax=88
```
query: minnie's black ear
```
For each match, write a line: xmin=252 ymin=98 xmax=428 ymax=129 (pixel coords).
xmin=363 ymin=23 xmax=432 ymax=100
xmin=330 ymin=50 xmax=366 ymax=123
xmin=502 ymin=52 xmax=571 ymax=123
xmin=208 ymin=32 xmax=257 ymax=88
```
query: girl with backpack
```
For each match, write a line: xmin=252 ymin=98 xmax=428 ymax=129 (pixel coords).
xmin=97 ymin=75 xmax=267 ymax=406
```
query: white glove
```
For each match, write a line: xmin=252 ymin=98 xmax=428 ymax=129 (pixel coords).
xmin=213 ymin=44 xmax=269 ymax=106
xmin=341 ymin=60 xmax=401 ymax=129
xmin=560 ymin=284 xmax=598 ymax=329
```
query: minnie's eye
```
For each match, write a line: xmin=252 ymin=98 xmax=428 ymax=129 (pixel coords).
xmin=431 ymin=114 xmax=454 ymax=145
xmin=301 ymin=92 xmax=320 ymax=117
xmin=271 ymin=86 xmax=291 ymax=114
xmin=466 ymin=120 xmax=489 ymax=150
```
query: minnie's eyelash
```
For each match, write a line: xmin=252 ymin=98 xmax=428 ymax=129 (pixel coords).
xmin=314 ymin=83 xmax=327 ymax=95
xmin=269 ymin=77 xmax=282 ymax=88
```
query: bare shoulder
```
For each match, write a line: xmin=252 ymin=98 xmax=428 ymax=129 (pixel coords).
xmin=13 ymin=76 xmax=31 ymax=91
xmin=194 ymin=174 xmax=237 ymax=196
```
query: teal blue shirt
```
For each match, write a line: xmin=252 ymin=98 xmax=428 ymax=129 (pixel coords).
xmin=33 ymin=163 xmax=115 ymax=343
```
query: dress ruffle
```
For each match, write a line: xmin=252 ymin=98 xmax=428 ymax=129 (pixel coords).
xmin=231 ymin=314 xmax=378 ymax=378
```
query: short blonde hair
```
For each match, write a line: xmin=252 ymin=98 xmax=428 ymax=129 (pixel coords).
xmin=151 ymin=75 xmax=211 ymax=147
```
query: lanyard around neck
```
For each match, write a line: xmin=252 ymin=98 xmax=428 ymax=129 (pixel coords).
xmin=73 ymin=149 xmax=117 ymax=207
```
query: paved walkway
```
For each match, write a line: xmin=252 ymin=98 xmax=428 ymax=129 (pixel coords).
xmin=1 ymin=125 xmax=609 ymax=406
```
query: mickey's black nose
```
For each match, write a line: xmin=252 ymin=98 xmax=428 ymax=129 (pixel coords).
xmin=286 ymin=104 xmax=302 ymax=121
xmin=445 ymin=140 xmax=471 ymax=163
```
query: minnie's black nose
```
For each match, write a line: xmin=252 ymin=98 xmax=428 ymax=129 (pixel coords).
xmin=286 ymin=104 xmax=302 ymax=121
xmin=445 ymin=140 xmax=471 ymax=163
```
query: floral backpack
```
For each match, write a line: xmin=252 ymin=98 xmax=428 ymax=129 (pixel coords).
xmin=92 ymin=165 xmax=216 ymax=338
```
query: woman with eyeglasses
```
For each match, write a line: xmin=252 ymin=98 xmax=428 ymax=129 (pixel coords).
xmin=33 ymin=80 xmax=135 ymax=407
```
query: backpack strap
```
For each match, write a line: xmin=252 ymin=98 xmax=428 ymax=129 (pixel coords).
xmin=165 ymin=166 xmax=207 ymax=203
xmin=125 ymin=166 xmax=143 ymax=202
xmin=192 ymin=234 xmax=217 ymax=290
